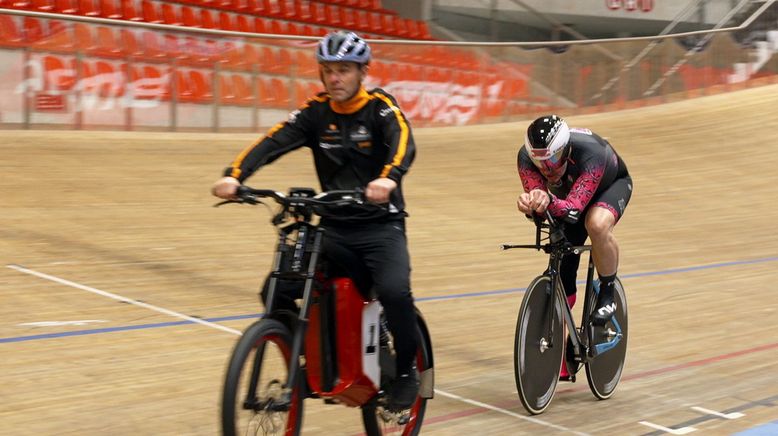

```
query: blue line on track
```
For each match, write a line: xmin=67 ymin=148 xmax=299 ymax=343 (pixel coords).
xmin=3 ymin=256 xmax=777 ymax=344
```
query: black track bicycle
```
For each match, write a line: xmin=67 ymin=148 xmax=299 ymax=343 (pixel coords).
xmin=503 ymin=211 xmax=627 ymax=415
xmin=218 ymin=186 xmax=434 ymax=436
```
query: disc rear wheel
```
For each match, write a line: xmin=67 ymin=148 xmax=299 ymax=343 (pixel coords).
xmin=585 ymin=278 xmax=628 ymax=400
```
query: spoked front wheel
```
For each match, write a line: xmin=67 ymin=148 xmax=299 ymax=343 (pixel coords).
xmin=514 ymin=276 xmax=565 ymax=415
xmin=221 ymin=318 xmax=304 ymax=436
xmin=585 ymin=278 xmax=628 ymax=400
xmin=361 ymin=315 xmax=432 ymax=436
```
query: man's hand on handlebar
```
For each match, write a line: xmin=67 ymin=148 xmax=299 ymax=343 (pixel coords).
xmin=211 ymin=176 xmax=241 ymax=200
xmin=517 ymin=189 xmax=551 ymax=215
xmin=365 ymin=177 xmax=397 ymax=204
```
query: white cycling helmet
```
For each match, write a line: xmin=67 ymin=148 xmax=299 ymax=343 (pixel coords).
xmin=316 ymin=31 xmax=371 ymax=64
xmin=524 ymin=114 xmax=571 ymax=171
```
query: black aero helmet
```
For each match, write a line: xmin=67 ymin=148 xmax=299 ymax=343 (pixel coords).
xmin=316 ymin=31 xmax=371 ymax=64
xmin=524 ymin=114 xmax=571 ymax=171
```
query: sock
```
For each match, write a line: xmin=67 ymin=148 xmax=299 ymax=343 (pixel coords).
xmin=566 ymin=293 xmax=577 ymax=309
xmin=598 ymin=273 xmax=616 ymax=303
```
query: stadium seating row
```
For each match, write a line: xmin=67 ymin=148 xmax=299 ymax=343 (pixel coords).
xmin=39 ymin=54 xmax=323 ymax=107
xmin=1 ymin=16 xmax=463 ymax=72
xmin=2 ymin=0 xmax=432 ymax=39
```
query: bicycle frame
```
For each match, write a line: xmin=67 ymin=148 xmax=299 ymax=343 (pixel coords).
xmin=503 ymin=211 xmax=622 ymax=367
xmin=249 ymin=189 xmax=389 ymax=408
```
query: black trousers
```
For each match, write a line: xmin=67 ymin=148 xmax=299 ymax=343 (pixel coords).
xmin=262 ymin=219 xmax=418 ymax=375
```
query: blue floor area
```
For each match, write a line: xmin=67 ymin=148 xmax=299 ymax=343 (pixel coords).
xmin=732 ymin=421 xmax=778 ymax=435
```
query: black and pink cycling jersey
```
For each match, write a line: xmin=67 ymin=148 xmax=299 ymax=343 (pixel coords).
xmin=517 ymin=127 xmax=631 ymax=220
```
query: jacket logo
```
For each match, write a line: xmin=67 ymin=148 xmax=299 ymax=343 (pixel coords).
xmin=350 ymin=125 xmax=372 ymax=142
xmin=288 ymin=110 xmax=300 ymax=124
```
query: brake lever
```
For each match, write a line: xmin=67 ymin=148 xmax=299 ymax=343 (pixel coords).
xmin=213 ymin=199 xmax=237 ymax=207
xmin=212 ymin=195 xmax=260 ymax=207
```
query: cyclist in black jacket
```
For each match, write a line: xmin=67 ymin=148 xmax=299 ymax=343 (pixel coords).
xmin=212 ymin=31 xmax=419 ymax=409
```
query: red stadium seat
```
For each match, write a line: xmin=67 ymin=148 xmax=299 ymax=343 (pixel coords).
xmin=231 ymin=74 xmax=254 ymax=105
xmin=294 ymin=0 xmax=312 ymax=22
xmin=200 ymin=9 xmax=216 ymax=28
xmin=254 ymin=17 xmax=269 ymax=33
xmin=379 ymin=13 xmax=395 ymax=36
xmin=141 ymin=0 xmax=162 ymax=23
xmin=220 ymin=40 xmax=245 ymax=70
xmin=30 ymin=0 xmax=56 ymax=11
xmin=161 ymin=3 xmax=182 ymax=26
xmin=293 ymin=79 xmax=309 ymax=106
xmin=22 ymin=16 xmax=45 ymax=45
xmin=72 ymin=22 xmax=95 ymax=53
xmin=0 ymin=15 xmax=24 ymax=47
xmin=286 ymin=22 xmax=301 ymax=35
xmin=277 ymin=47 xmax=292 ymax=74
xmin=78 ymin=0 xmax=100 ymax=16
xmin=353 ymin=9 xmax=369 ymax=32
xmin=270 ymin=20 xmax=287 ymax=34
xmin=404 ymin=18 xmax=419 ymax=39
xmin=323 ymin=4 xmax=340 ymax=27
xmin=218 ymin=73 xmax=252 ymax=105
xmin=12 ymin=0 xmax=32 ymax=9
xmin=218 ymin=73 xmax=235 ymax=103
xmin=181 ymin=6 xmax=200 ymax=27
xmin=99 ymin=0 xmax=122 ymax=18
xmin=417 ymin=20 xmax=431 ymax=39
xmin=228 ymin=0 xmax=248 ymax=12
xmin=262 ymin=0 xmax=280 ymax=17
xmin=141 ymin=30 xmax=168 ymax=59
xmin=51 ymin=20 xmax=75 ymax=51
xmin=119 ymin=28 xmax=145 ymax=58
xmin=257 ymin=75 xmax=274 ymax=106
xmin=218 ymin=11 xmax=234 ymax=31
xmin=215 ymin=0 xmax=232 ymax=11
xmin=339 ymin=7 xmax=355 ymax=29
xmin=242 ymin=43 xmax=260 ymax=71
xmin=92 ymin=26 xmax=123 ymax=57
xmin=22 ymin=17 xmax=73 ymax=52
xmin=278 ymin=0 xmax=294 ymax=19
xmin=392 ymin=15 xmax=407 ymax=38
xmin=246 ymin=0 xmax=264 ymax=14
xmin=310 ymin=1 xmax=326 ymax=24
xmin=294 ymin=49 xmax=318 ymax=78
xmin=54 ymin=0 xmax=78 ymax=13
xmin=235 ymin=15 xmax=252 ymax=33
xmin=121 ymin=0 xmax=143 ymax=21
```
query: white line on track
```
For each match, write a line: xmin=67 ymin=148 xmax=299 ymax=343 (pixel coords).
xmin=6 ymin=264 xmax=242 ymax=336
xmin=8 ymin=263 xmax=587 ymax=433
xmin=434 ymin=390 xmax=590 ymax=435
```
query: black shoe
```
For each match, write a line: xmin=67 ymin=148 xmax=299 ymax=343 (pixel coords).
xmin=388 ymin=371 xmax=419 ymax=410
xmin=591 ymin=292 xmax=616 ymax=326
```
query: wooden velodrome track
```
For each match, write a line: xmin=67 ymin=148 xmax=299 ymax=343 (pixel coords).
xmin=2 ymin=84 xmax=777 ymax=436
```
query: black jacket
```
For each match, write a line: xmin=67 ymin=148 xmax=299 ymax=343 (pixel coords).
xmin=224 ymin=87 xmax=416 ymax=223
